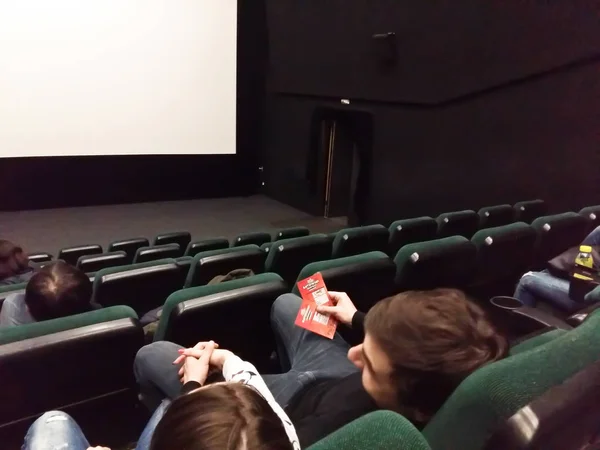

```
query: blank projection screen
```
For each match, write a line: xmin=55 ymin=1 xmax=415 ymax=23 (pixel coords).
xmin=0 ymin=1 xmax=237 ymax=157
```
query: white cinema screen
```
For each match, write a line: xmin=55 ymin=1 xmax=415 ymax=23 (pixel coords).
xmin=0 ymin=1 xmax=237 ymax=157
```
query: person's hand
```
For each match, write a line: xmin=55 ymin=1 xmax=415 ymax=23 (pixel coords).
xmin=177 ymin=347 xmax=234 ymax=370
xmin=316 ymin=291 xmax=357 ymax=326
xmin=178 ymin=341 xmax=215 ymax=385
xmin=172 ymin=341 xmax=219 ymax=366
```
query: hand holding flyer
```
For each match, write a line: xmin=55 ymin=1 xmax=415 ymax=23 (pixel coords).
xmin=295 ymin=273 xmax=338 ymax=339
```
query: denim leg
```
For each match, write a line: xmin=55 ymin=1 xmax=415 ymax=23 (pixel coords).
xmin=582 ymin=226 xmax=600 ymax=246
xmin=134 ymin=399 xmax=171 ymax=450
xmin=514 ymin=270 xmax=577 ymax=312
xmin=134 ymin=341 xmax=184 ymax=411
xmin=22 ymin=411 xmax=90 ymax=450
xmin=264 ymin=294 xmax=359 ymax=407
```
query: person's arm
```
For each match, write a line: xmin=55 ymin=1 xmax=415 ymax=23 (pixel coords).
xmin=351 ymin=311 xmax=366 ymax=333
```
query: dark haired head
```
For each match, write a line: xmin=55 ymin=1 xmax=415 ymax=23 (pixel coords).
xmin=24 ymin=261 xmax=93 ymax=321
xmin=150 ymin=382 xmax=293 ymax=450
xmin=0 ymin=240 xmax=30 ymax=279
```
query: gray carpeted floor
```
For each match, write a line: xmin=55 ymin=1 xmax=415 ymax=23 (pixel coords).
xmin=0 ymin=196 xmax=346 ymax=255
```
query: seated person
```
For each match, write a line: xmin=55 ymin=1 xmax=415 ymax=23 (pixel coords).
xmin=135 ymin=288 xmax=507 ymax=447
xmin=0 ymin=240 xmax=36 ymax=286
xmin=514 ymin=225 xmax=600 ymax=312
xmin=0 ymin=261 xmax=93 ymax=327
xmin=22 ymin=341 xmax=299 ymax=450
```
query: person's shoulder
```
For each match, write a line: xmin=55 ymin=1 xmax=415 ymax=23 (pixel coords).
xmin=0 ymin=293 xmax=33 ymax=327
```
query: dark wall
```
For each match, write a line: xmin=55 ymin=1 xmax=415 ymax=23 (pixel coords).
xmin=262 ymin=0 xmax=600 ymax=225
xmin=0 ymin=0 xmax=267 ymax=211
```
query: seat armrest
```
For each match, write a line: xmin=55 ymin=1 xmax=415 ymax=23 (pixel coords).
xmin=490 ymin=296 xmax=573 ymax=333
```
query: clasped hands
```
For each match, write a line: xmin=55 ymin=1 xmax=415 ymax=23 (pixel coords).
xmin=172 ymin=340 xmax=234 ymax=385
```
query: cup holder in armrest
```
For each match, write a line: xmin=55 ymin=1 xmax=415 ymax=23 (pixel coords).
xmin=490 ymin=296 xmax=523 ymax=310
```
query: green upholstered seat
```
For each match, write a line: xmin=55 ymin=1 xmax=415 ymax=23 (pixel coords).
xmin=92 ymin=259 xmax=187 ymax=316
xmin=531 ymin=212 xmax=589 ymax=268
xmin=294 ymin=251 xmax=396 ymax=313
xmin=0 ymin=305 xmax=137 ymax=345
xmin=232 ymin=231 xmax=272 ymax=248
xmin=579 ymin=205 xmax=600 ymax=234
xmin=184 ymin=245 xmax=266 ymax=288
xmin=331 ymin=225 xmax=389 ymax=259
xmin=108 ymin=238 xmax=150 ymax=264
xmin=308 ymin=410 xmax=431 ymax=450
xmin=28 ymin=252 xmax=53 ymax=264
xmin=478 ymin=205 xmax=515 ymax=229
xmin=388 ymin=217 xmax=438 ymax=257
xmin=155 ymin=273 xmax=287 ymax=372
xmin=274 ymin=226 xmax=310 ymax=241
xmin=513 ymin=199 xmax=547 ymax=224
xmin=265 ymin=234 xmax=332 ymax=285
xmin=394 ymin=236 xmax=477 ymax=291
xmin=153 ymin=231 xmax=191 ymax=257
xmin=58 ymin=244 xmax=103 ymax=266
xmin=133 ymin=244 xmax=182 ymax=264
xmin=436 ymin=210 xmax=479 ymax=239
xmin=76 ymin=251 xmax=128 ymax=274
xmin=184 ymin=238 xmax=230 ymax=257
xmin=423 ymin=309 xmax=600 ymax=450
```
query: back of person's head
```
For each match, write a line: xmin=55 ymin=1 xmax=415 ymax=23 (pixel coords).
xmin=0 ymin=240 xmax=29 ymax=279
xmin=150 ymin=382 xmax=293 ymax=450
xmin=24 ymin=261 xmax=93 ymax=321
xmin=358 ymin=288 xmax=507 ymax=423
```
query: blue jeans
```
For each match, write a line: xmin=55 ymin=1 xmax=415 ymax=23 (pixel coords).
xmin=514 ymin=226 xmax=600 ymax=312
xmin=134 ymin=293 xmax=359 ymax=410
xmin=22 ymin=401 xmax=170 ymax=450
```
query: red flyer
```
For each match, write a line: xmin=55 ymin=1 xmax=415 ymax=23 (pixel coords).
xmin=295 ymin=273 xmax=338 ymax=339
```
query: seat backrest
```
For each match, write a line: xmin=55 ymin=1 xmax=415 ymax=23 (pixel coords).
xmin=232 ymin=231 xmax=272 ymax=247
xmin=185 ymin=245 xmax=266 ymax=288
xmin=185 ymin=238 xmax=230 ymax=257
xmin=58 ymin=244 xmax=103 ymax=266
xmin=0 ymin=308 xmax=143 ymax=446
xmin=471 ymin=223 xmax=537 ymax=283
xmin=478 ymin=205 xmax=515 ymax=229
xmin=76 ymin=251 xmax=128 ymax=274
xmin=156 ymin=273 xmax=287 ymax=372
xmin=294 ymin=251 xmax=396 ymax=313
xmin=531 ymin=212 xmax=589 ymax=266
xmin=423 ymin=309 xmax=600 ymax=450
xmin=265 ymin=234 xmax=332 ymax=285
xmin=331 ymin=224 xmax=390 ymax=259
xmin=484 ymin=358 xmax=600 ymax=450
xmin=154 ymin=232 xmax=191 ymax=256
xmin=274 ymin=226 xmax=310 ymax=241
xmin=108 ymin=237 xmax=150 ymax=264
xmin=308 ymin=410 xmax=431 ymax=450
xmin=93 ymin=259 xmax=186 ymax=316
xmin=513 ymin=199 xmax=547 ymax=224
xmin=134 ymin=244 xmax=182 ymax=264
xmin=436 ymin=210 xmax=480 ymax=239
xmin=388 ymin=217 xmax=438 ymax=257
xmin=28 ymin=252 xmax=53 ymax=263
xmin=579 ymin=205 xmax=600 ymax=234
xmin=394 ymin=236 xmax=477 ymax=291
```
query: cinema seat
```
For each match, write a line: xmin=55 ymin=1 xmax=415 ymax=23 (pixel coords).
xmin=265 ymin=234 xmax=332 ymax=285
xmin=422 ymin=309 xmax=600 ymax=450
xmin=232 ymin=231 xmax=272 ymax=247
xmin=155 ymin=273 xmax=287 ymax=372
xmin=76 ymin=251 xmax=128 ymax=274
xmin=470 ymin=223 xmax=537 ymax=297
xmin=28 ymin=253 xmax=53 ymax=264
xmin=185 ymin=245 xmax=266 ymax=288
xmin=58 ymin=244 xmax=103 ymax=266
xmin=92 ymin=259 xmax=187 ymax=316
xmin=294 ymin=251 xmax=396 ymax=313
xmin=184 ymin=238 xmax=229 ymax=257
xmin=514 ymin=199 xmax=547 ymax=224
xmin=154 ymin=232 xmax=191 ymax=256
xmin=388 ymin=217 xmax=438 ymax=257
xmin=108 ymin=238 xmax=150 ymax=264
xmin=261 ymin=242 xmax=273 ymax=253
xmin=478 ymin=205 xmax=514 ymax=229
xmin=133 ymin=244 xmax=181 ymax=264
xmin=579 ymin=205 xmax=600 ymax=234
xmin=274 ymin=226 xmax=310 ymax=240
xmin=531 ymin=212 xmax=589 ymax=268
xmin=331 ymin=225 xmax=389 ymax=259
xmin=436 ymin=210 xmax=479 ymax=239
xmin=394 ymin=236 xmax=477 ymax=291
xmin=0 ymin=306 xmax=143 ymax=448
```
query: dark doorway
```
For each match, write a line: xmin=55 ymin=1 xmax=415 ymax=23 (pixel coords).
xmin=307 ymin=108 xmax=373 ymax=226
